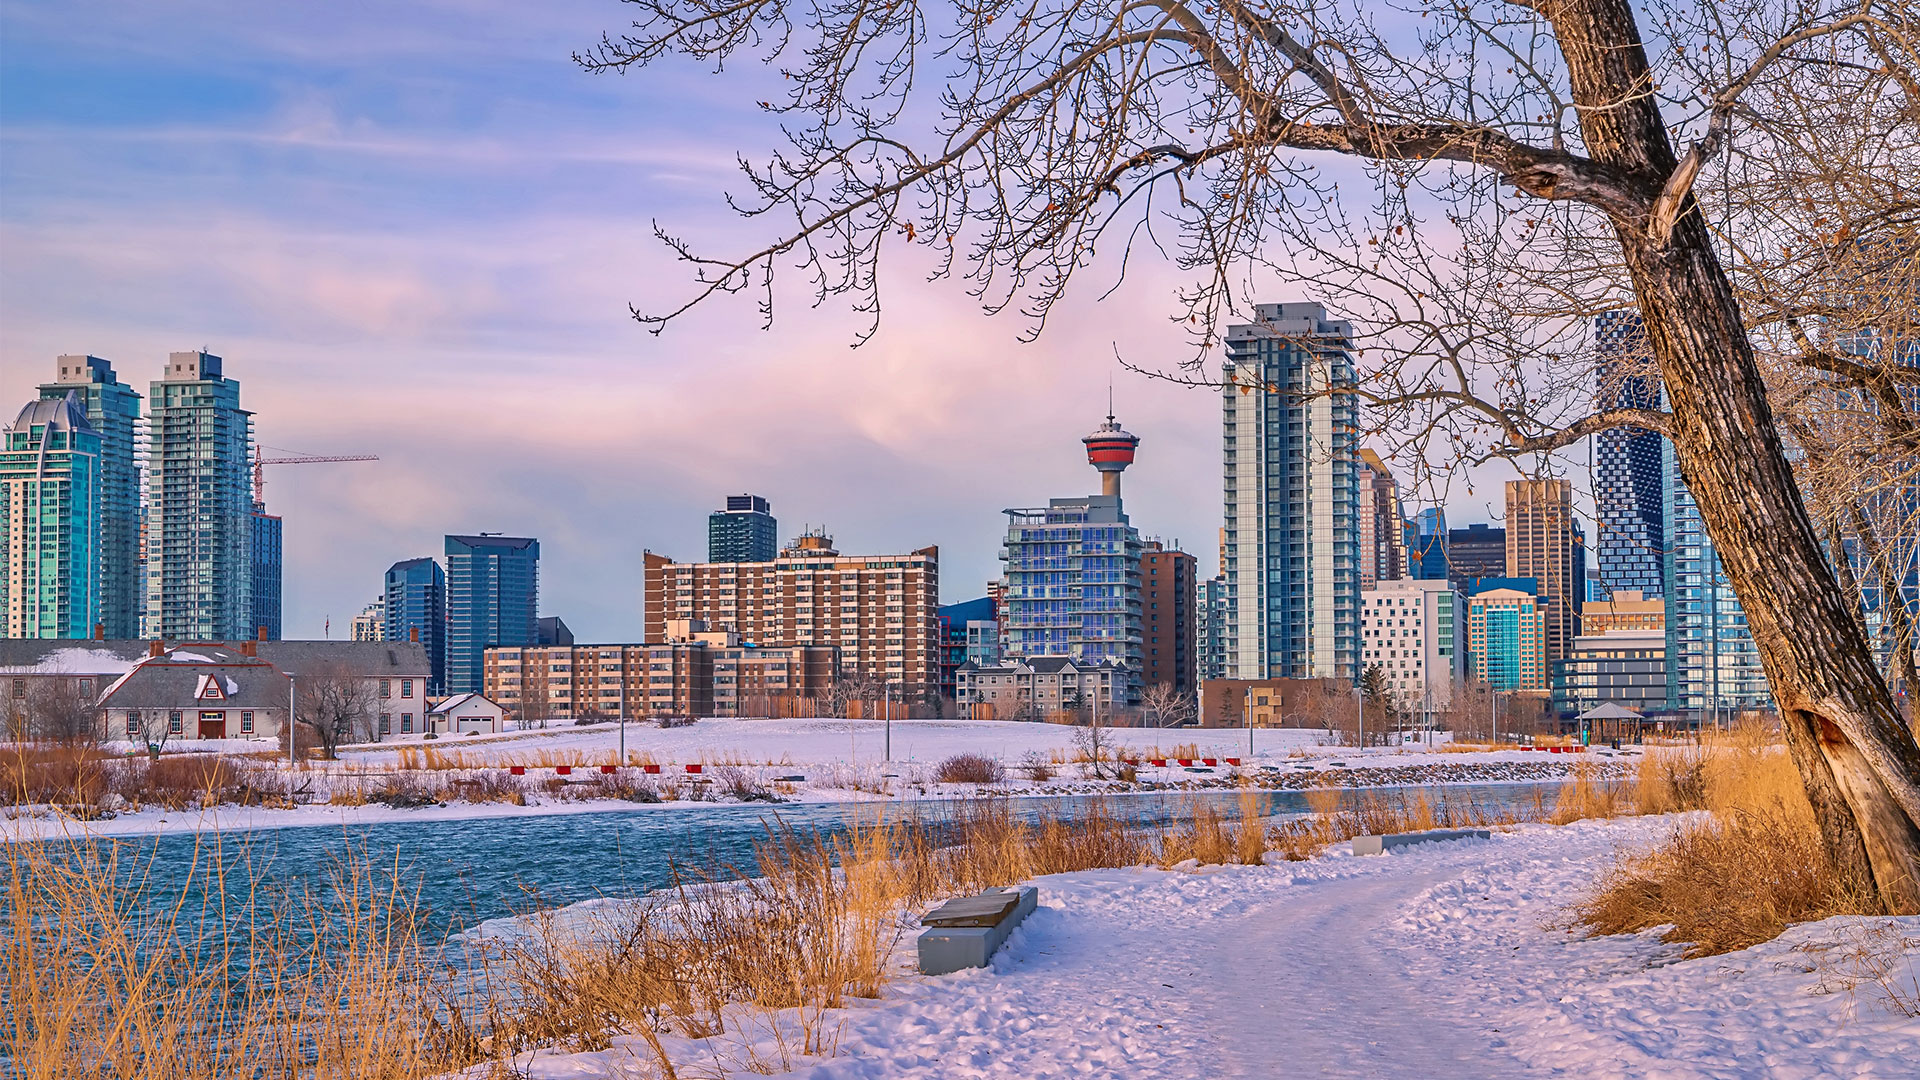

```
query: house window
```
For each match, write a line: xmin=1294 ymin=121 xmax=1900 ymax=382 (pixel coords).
xmin=380 ymin=716 xmax=391 ymax=736
xmin=78 ymin=678 xmax=92 ymax=696
xmin=169 ymin=710 xmax=183 ymax=734
xmin=380 ymin=680 xmax=391 ymax=699
xmin=401 ymin=680 xmax=414 ymax=699
xmin=240 ymin=711 xmax=254 ymax=734
xmin=401 ymin=713 xmax=413 ymax=733
xmin=10 ymin=679 xmax=23 ymax=698
xmin=126 ymin=710 xmax=140 ymax=737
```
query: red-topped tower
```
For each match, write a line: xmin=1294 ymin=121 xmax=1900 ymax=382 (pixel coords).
xmin=1083 ymin=411 xmax=1140 ymax=499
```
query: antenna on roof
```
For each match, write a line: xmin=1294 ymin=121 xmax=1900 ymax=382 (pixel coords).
xmin=479 ymin=531 xmax=502 ymax=536
xmin=1107 ymin=373 xmax=1115 ymax=422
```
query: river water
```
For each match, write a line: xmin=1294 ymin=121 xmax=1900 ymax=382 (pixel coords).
xmin=65 ymin=783 xmax=1558 ymax=941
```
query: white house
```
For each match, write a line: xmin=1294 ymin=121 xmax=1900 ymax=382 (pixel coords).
xmin=426 ymin=693 xmax=506 ymax=736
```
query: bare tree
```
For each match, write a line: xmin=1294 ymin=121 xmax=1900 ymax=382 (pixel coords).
xmin=22 ymin=677 xmax=102 ymax=745
xmin=587 ymin=0 xmax=1920 ymax=906
xmin=820 ymin=672 xmax=881 ymax=718
xmin=1141 ymin=682 xmax=1197 ymax=728
xmin=293 ymin=668 xmax=378 ymax=760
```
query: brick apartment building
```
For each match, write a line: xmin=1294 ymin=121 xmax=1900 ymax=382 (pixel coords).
xmin=642 ymin=533 xmax=939 ymax=696
xmin=1140 ymin=542 xmax=1197 ymax=697
xmin=486 ymin=628 xmax=836 ymax=720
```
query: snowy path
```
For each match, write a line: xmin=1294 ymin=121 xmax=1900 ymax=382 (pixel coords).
xmin=517 ymin=817 xmax=1920 ymax=1079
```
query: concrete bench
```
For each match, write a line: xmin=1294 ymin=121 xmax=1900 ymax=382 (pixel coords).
xmin=1351 ymin=828 xmax=1492 ymax=856
xmin=916 ymin=885 xmax=1038 ymax=975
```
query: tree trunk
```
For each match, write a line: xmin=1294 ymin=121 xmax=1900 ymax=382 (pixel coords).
xmin=1554 ymin=0 xmax=1920 ymax=909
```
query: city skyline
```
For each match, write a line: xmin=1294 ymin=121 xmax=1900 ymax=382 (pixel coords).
xmin=0 ymin=4 xmax=1579 ymax=643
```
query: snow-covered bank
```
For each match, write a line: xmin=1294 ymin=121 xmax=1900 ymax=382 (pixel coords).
xmin=506 ymin=816 xmax=1920 ymax=1079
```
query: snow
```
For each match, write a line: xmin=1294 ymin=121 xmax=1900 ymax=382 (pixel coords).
xmin=0 ymin=646 xmax=140 ymax=676
xmin=502 ymin=816 xmax=1920 ymax=1079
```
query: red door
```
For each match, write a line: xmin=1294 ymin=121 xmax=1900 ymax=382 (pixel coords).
xmin=198 ymin=711 xmax=225 ymax=738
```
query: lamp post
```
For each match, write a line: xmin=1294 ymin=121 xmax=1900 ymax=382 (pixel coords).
xmin=1245 ymin=686 xmax=1254 ymax=758
xmin=287 ymin=672 xmax=296 ymax=769
xmin=1354 ymin=684 xmax=1364 ymax=751
xmin=884 ymin=682 xmax=892 ymax=763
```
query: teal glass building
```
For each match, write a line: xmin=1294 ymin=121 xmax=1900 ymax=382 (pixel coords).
xmin=146 ymin=352 xmax=254 ymax=641
xmin=999 ymin=494 xmax=1143 ymax=704
xmin=1663 ymin=441 xmax=1773 ymax=718
xmin=2 ymin=394 xmax=102 ymax=638
xmin=41 ymin=356 xmax=141 ymax=637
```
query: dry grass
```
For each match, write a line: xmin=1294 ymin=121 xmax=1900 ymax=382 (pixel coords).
xmin=1549 ymin=761 xmax=1634 ymax=824
xmin=934 ymin=753 xmax=1004 ymax=785
xmin=1808 ymin=920 xmax=1920 ymax=1019
xmin=3 ymin=829 xmax=487 ymax=1080
xmin=1577 ymin=720 xmax=1892 ymax=957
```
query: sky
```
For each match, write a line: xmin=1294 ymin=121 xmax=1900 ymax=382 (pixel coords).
xmin=0 ymin=0 xmax=1536 ymax=640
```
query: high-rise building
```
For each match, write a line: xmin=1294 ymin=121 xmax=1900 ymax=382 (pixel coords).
xmin=41 ymin=356 xmax=141 ymax=637
xmin=2 ymin=394 xmax=101 ymax=638
xmin=1466 ymin=587 xmax=1550 ymax=692
xmin=1554 ymin=629 xmax=1667 ymax=718
xmin=1410 ymin=508 xmax=1449 ymax=580
xmin=1141 ymin=542 xmax=1197 ymax=697
xmin=1196 ymin=575 xmax=1229 ymax=682
xmin=1000 ymin=495 xmax=1144 ymax=702
xmin=1580 ymin=589 xmax=1664 ymax=635
xmin=1222 ymin=302 xmax=1359 ymax=680
xmin=146 ymin=352 xmax=254 ymax=641
xmin=644 ymin=534 xmax=940 ymax=692
xmin=1443 ymin=524 xmax=1506 ymax=588
xmin=384 ymin=557 xmax=446 ymax=690
xmin=1593 ymin=312 xmax=1666 ymax=598
xmin=708 ymin=494 xmax=778 ymax=563
xmin=938 ymin=596 xmax=996 ymax=701
xmin=1359 ymin=578 xmax=1464 ymax=707
xmin=1507 ymin=479 xmax=1584 ymax=668
xmin=350 ymin=598 xmax=386 ymax=642
xmin=249 ymin=508 xmax=282 ymax=640
xmin=444 ymin=535 xmax=539 ymax=695
xmin=1356 ymin=449 xmax=1408 ymax=588
xmin=1663 ymin=442 xmax=1772 ymax=717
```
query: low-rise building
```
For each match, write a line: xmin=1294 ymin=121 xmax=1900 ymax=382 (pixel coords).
xmin=1553 ymin=629 xmax=1668 ymax=718
xmin=486 ymin=624 xmax=837 ymax=721
xmin=97 ymin=643 xmax=291 ymax=741
xmin=426 ymin=692 xmax=507 ymax=736
xmin=954 ymin=657 xmax=1130 ymax=721
xmin=1197 ymin=677 xmax=1350 ymax=728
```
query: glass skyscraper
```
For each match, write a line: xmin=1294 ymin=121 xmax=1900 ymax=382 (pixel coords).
xmin=444 ymin=535 xmax=539 ymax=694
xmin=708 ymin=494 xmax=778 ymax=563
xmin=1221 ymin=302 xmax=1359 ymax=680
xmin=1593 ymin=312 xmax=1666 ymax=598
xmin=2 ymin=394 xmax=101 ymax=638
xmin=386 ymin=557 xmax=447 ymax=691
xmin=146 ymin=352 xmax=254 ymax=641
xmin=999 ymin=495 xmax=1144 ymax=703
xmin=249 ymin=509 xmax=283 ymax=640
xmin=1663 ymin=439 xmax=1772 ymax=717
xmin=41 ymin=356 xmax=142 ymax=638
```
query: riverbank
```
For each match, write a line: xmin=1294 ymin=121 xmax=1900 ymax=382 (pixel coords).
xmin=495 ymin=815 xmax=1920 ymax=1079
xmin=3 ymin=717 xmax=1638 ymax=840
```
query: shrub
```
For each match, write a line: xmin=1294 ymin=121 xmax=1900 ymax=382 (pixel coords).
xmin=935 ymin=754 xmax=1004 ymax=785
xmin=1019 ymin=752 xmax=1054 ymax=782
xmin=711 ymin=765 xmax=778 ymax=802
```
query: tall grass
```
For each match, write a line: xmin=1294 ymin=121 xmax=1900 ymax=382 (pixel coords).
xmin=1578 ymin=720 xmax=1893 ymax=957
xmin=2 ymin=829 xmax=485 ymax=1079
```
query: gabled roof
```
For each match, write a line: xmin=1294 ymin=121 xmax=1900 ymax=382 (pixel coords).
xmin=429 ymin=692 xmax=502 ymax=715
xmin=1577 ymin=702 xmax=1646 ymax=720
xmin=0 ymin=639 xmax=429 ymax=678
xmin=97 ymin=647 xmax=292 ymax=710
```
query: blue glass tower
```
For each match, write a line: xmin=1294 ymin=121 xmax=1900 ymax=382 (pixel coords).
xmin=444 ymin=535 xmax=539 ymax=694
xmin=1410 ymin=508 xmax=1449 ymax=580
xmin=249 ymin=510 xmax=282 ymax=640
xmin=1663 ymin=441 xmax=1772 ymax=717
xmin=1593 ymin=312 xmax=1666 ymax=598
xmin=146 ymin=352 xmax=253 ymax=641
xmin=386 ymin=557 xmax=447 ymax=691
xmin=708 ymin=495 xmax=778 ymax=563
xmin=999 ymin=495 xmax=1144 ymax=703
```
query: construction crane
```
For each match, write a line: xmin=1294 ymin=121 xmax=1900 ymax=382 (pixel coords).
xmin=252 ymin=446 xmax=379 ymax=506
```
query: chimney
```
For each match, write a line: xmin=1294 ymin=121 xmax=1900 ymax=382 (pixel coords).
xmin=149 ymin=640 xmax=164 ymax=658
xmin=410 ymin=626 xmax=419 ymax=644
xmin=240 ymin=640 xmax=257 ymax=657
xmin=257 ymin=625 xmax=268 ymax=641
xmin=94 ymin=623 xmax=105 ymax=641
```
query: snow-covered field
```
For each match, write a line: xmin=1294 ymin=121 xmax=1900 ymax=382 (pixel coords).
xmin=504 ymin=815 xmax=1920 ymax=1079
xmin=4 ymin=718 xmax=1635 ymax=841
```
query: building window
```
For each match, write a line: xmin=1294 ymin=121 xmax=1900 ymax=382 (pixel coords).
xmin=380 ymin=716 xmax=391 ymax=735
xmin=126 ymin=711 xmax=140 ymax=737
xmin=169 ymin=710 xmax=183 ymax=734
xmin=380 ymin=679 xmax=391 ymax=699
xmin=240 ymin=711 xmax=254 ymax=734
xmin=401 ymin=713 xmax=414 ymax=733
